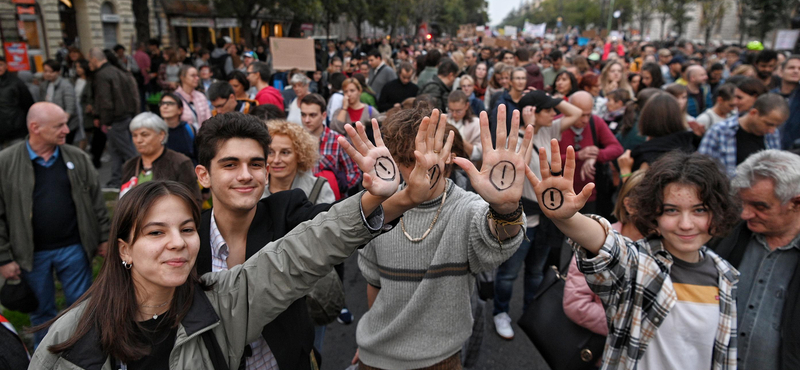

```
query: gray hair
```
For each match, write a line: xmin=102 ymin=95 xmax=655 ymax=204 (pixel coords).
xmin=732 ymin=149 xmax=800 ymax=204
xmin=129 ymin=112 xmax=169 ymax=145
xmin=88 ymin=47 xmax=106 ymax=61
xmin=290 ymin=73 xmax=310 ymax=86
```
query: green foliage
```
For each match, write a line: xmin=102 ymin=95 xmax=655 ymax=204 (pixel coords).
xmin=742 ymin=0 xmax=800 ymax=41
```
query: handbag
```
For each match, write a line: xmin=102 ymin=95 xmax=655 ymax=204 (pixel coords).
xmin=517 ymin=263 xmax=606 ymax=370
xmin=305 ymin=269 xmax=345 ymax=326
xmin=0 ymin=278 xmax=39 ymax=313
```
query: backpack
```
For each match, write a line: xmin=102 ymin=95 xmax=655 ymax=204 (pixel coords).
xmin=208 ymin=52 xmax=231 ymax=80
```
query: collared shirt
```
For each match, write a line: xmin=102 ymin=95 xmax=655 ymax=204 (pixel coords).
xmin=698 ymin=115 xmax=781 ymax=178
xmin=573 ymin=215 xmax=739 ymax=370
xmin=736 ymin=232 xmax=800 ymax=370
xmin=27 ymin=141 xmax=60 ymax=168
xmin=209 ymin=210 xmax=279 ymax=370
xmin=314 ymin=126 xmax=361 ymax=189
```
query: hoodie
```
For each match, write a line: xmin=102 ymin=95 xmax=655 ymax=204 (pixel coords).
xmin=255 ymin=85 xmax=286 ymax=111
xmin=524 ymin=62 xmax=544 ymax=91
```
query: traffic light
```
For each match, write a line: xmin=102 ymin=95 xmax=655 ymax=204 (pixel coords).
xmin=426 ymin=34 xmax=432 ymax=40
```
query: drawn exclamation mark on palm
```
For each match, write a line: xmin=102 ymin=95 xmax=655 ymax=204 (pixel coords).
xmin=501 ymin=165 xmax=506 ymax=186
xmin=550 ymin=190 xmax=555 ymax=208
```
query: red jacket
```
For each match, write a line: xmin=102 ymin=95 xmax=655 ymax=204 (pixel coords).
xmin=255 ymin=86 xmax=285 ymax=111
xmin=602 ymin=42 xmax=626 ymax=61
xmin=559 ymin=115 xmax=623 ymax=201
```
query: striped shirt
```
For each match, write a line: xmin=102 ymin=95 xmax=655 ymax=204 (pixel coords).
xmin=210 ymin=210 xmax=279 ymax=370
xmin=572 ymin=215 xmax=739 ymax=370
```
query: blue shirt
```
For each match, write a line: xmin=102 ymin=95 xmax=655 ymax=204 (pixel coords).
xmin=736 ymin=233 xmax=800 ymax=370
xmin=26 ymin=141 xmax=60 ymax=168
xmin=698 ymin=115 xmax=781 ymax=178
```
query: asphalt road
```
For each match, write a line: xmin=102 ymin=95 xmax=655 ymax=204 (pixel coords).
xmin=319 ymin=254 xmax=552 ymax=370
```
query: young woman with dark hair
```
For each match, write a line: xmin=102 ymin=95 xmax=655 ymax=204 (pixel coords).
xmin=552 ymin=71 xmax=579 ymax=99
xmin=631 ymin=93 xmax=701 ymax=171
xmin=526 ymin=143 xmax=740 ymax=370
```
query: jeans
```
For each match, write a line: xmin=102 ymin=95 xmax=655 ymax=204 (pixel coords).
xmin=314 ymin=325 xmax=326 ymax=352
xmin=24 ymin=244 xmax=93 ymax=347
xmin=493 ymin=227 xmax=547 ymax=315
xmin=106 ymin=117 xmax=137 ymax=187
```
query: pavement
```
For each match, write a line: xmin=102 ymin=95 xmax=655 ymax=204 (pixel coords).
xmin=320 ymin=254 xmax=551 ymax=370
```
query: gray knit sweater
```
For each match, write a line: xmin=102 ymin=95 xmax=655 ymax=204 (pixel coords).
xmin=356 ymin=180 xmax=525 ymax=369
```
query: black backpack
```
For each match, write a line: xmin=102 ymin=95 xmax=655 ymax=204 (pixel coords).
xmin=209 ymin=52 xmax=231 ymax=80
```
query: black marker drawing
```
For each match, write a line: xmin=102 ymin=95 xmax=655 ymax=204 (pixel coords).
xmin=542 ymin=187 xmax=564 ymax=211
xmin=375 ymin=156 xmax=397 ymax=181
xmin=489 ymin=161 xmax=516 ymax=191
xmin=427 ymin=164 xmax=441 ymax=189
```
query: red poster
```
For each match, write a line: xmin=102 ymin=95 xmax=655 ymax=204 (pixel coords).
xmin=3 ymin=42 xmax=30 ymax=72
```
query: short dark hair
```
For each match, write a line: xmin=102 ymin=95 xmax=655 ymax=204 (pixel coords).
xmin=159 ymin=92 xmax=183 ymax=114
xmin=113 ymin=44 xmax=125 ymax=52
xmin=733 ymin=76 xmax=768 ymax=97
xmin=227 ymin=70 xmax=250 ymax=91
xmin=755 ymin=49 xmax=779 ymax=64
xmin=300 ymin=93 xmax=327 ymax=113
xmin=330 ymin=72 xmax=346 ymax=91
xmin=206 ymin=81 xmax=235 ymax=101
xmin=250 ymin=61 xmax=271 ymax=83
xmin=514 ymin=48 xmax=530 ymax=62
xmin=367 ymin=49 xmax=382 ymax=59
xmin=709 ymin=63 xmax=725 ymax=73
xmin=249 ymin=104 xmax=286 ymax=121
xmin=148 ymin=38 xmax=160 ymax=47
xmin=549 ymin=50 xmax=563 ymax=61
xmin=398 ymin=62 xmax=414 ymax=74
xmin=437 ymin=58 xmax=459 ymax=77
xmin=196 ymin=112 xmax=272 ymax=170
xmin=43 ymin=59 xmax=61 ymax=72
xmin=425 ymin=49 xmax=442 ymax=67
xmin=631 ymin=151 xmax=738 ymax=237
xmin=714 ymin=83 xmax=736 ymax=102
xmin=752 ymin=92 xmax=790 ymax=117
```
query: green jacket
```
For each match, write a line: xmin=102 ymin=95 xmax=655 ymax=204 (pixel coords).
xmin=0 ymin=141 xmax=110 ymax=272
xmin=29 ymin=194 xmax=384 ymax=370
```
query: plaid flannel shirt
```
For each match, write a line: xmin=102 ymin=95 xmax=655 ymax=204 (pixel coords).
xmin=698 ymin=115 xmax=781 ymax=178
xmin=314 ymin=126 xmax=361 ymax=189
xmin=572 ymin=215 xmax=739 ymax=370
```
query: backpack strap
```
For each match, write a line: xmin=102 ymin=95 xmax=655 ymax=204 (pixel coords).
xmin=309 ymin=177 xmax=328 ymax=204
xmin=184 ymin=122 xmax=195 ymax=141
xmin=201 ymin=330 xmax=230 ymax=370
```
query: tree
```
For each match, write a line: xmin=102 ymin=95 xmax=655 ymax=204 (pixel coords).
xmin=212 ymin=0 xmax=276 ymax=46
xmin=655 ymin=0 xmax=672 ymax=40
xmin=633 ymin=0 xmax=654 ymax=37
xmin=699 ymin=0 xmax=726 ymax=45
xmin=742 ymin=0 xmax=800 ymax=42
xmin=132 ymin=0 xmax=150 ymax=44
xmin=667 ymin=0 xmax=692 ymax=38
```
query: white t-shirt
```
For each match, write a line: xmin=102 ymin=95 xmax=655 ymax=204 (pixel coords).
xmin=695 ymin=108 xmax=729 ymax=130
xmin=286 ymin=97 xmax=303 ymax=126
xmin=517 ymin=118 xmax=562 ymax=228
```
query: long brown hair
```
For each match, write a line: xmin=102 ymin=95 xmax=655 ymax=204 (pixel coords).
xmin=619 ymin=88 xmax=663 ymax=137
xmin=37 ymin=181 xmax=208 ymax=362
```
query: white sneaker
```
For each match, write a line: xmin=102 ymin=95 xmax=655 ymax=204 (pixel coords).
xmin=493 ymin=312 xmax=515 ymax=340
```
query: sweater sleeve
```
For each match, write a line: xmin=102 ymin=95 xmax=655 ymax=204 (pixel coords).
xmin=563 ymin=256 xmax=609 ymax=336
xmin=466 ymin=197 xmax=526 ymax=274
xmin=358 ymin=242 xmax=382 ymax=287
xmin=594 ymin=118 xmax=624 ymax=163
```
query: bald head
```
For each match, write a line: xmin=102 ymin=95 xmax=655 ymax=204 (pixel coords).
xmin=570 ymin=91 xmax=594 ymax=111
xmin=27 ymin=102 xmax=69 ymax=147
xmin=686 ymin=65 xmax=707 ymax=86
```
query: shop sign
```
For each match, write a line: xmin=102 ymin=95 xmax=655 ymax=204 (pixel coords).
xmin=101 ymin=14 xmax=120 ymax=23
xmin=301 ymin=23 xmax=314 ymax=31
xmin=216 ymin=18 xmax=239 ymax=28
xmin=4 ymin=42 xmax=31 ymax=71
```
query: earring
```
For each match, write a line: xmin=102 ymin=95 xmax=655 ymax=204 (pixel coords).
xmin=122 ymin=260 xmax=132 ymax=269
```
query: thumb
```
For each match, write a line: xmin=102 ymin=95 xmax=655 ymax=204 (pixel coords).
xmin=452 ymin=157 xmax=478 ymax=179
xmin=362 ymin=172 xmax=374 ymax=190
xmin=525 ymin=164 xmax=541 ymax=188
xmin=577 ymin=183 xmax=595 ymax=205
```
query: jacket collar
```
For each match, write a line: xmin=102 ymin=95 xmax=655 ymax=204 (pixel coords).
xmin=197 ymin=201 xmax=274 ymax=274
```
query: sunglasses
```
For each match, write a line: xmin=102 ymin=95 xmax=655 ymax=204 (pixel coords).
xmin=159 ymin=101 xmax=178 ymax=107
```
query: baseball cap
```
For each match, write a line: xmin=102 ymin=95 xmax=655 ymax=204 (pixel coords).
xmin=746 ymin=41 xmax=764 ymax=51
xmin=222 ymin=36 xmax=233 ymax=44
xmin=518 ymin=90 xmax=563 ymax=111
xmin=668 ymin=55 xmax=685 ymax=65
xmin=243 ymin=51 xmax=256 ymax=59
xmin=588 ymin=53 xmax=600 ymax=61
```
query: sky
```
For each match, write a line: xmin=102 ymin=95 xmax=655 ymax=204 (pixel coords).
xmin=487 ymin=0 xmax=519 ymax=26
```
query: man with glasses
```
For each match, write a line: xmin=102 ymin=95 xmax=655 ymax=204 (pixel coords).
xmin=207 ymin=81 xmax=255 ymax=115
xmin=247 ymin=61 xmax=284 ymax=110
xmin=658 ymin=48 xmax=672 ymax=81
xmin=489 ymin=67 xmax=529 ymax=144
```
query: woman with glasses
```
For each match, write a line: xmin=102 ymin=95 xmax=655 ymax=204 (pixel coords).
xmin=120 ymin=112 xmax=201 ymax=204
xmin=159 ymin=93 xmax=197 ymax=165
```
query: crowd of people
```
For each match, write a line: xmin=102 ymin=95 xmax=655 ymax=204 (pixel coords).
xmin=0 ymin=31 xmax=799 ymax=370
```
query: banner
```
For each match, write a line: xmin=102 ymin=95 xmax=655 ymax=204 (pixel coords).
xmin=270 ymin=38 xmax=316 ymax=71
xmin=775 ymin=30 xmax=800 ymax=50
xmin=3 ymin=42 xmax=30 ymax=72
xmin=523 ymin=22 xmax=546 ymax=38
xmin=504 ymin=26 xmax=518 ymax=37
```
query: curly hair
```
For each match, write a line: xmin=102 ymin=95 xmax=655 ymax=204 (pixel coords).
xmin=383 ymin=107 xmax=426 ymax=167
xmin=630 ymin=151 xmax=739 ymax=238
xmin=265 ymin=120 xmax=320 ymax=173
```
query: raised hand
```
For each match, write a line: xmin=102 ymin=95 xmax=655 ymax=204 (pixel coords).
xmin=525 ymin=139 xmax=594 ymax=221
xmin=405 ymin=109 xmax=454 ymax=203
xmin=454 ymin=104 xmax=534 ymax=214
xmin=338 ymin=119 xmax=401 ymax=198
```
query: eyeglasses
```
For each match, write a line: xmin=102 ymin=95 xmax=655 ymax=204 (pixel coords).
xmin=213 ymin=98 xmax=230 ymax=110
xmin=159 ymin=101 xmax=178 ymax=107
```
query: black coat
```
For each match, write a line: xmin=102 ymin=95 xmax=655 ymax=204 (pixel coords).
xmin=0 ymin=73 xmax=35 ymax=141
xmin=710 ymin=222 xmax=800 ymax=370
xmin=197 ymin=189 xmax=332 ymax=370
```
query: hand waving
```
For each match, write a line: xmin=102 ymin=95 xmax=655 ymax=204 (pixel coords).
xmin=453 ymin=104 xmax=534 ymax=214
xmin=338 ymin=119 xmax=401 ymax=198
xmin=405 ymin=109 xmax=454 ymax=203
xmin=525 ymin=139 xmax=594 ymax=221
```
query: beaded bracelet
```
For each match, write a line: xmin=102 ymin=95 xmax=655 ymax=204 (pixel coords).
xmin=489 ymin=200 xmax=524 ymax=222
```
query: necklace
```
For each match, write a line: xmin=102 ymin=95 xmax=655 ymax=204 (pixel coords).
xmin=141 ymin=300 xmax=170 ymax=320
xmin=401 ymin=188 xmax=447 ymax=242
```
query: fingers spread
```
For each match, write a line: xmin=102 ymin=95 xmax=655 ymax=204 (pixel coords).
xmin=441 ymin=131 xmax=455 ymax=160
xmin=496 ymin=104 xmax=508 ymax=150
xmin=564 ymin=145 xmax=577 ymax=182
xmin=525 ymin=164 xmax=541 ymax=188
xmin=549 ymin=139 xmax=562 ymax=174
xmin=372 ymin=118 xmax=385 ymax=147
xmin=356 ymin=121 xmax=373 ymax=149
xmin=339 ymin=136 xmax=365 ymax=163
xmin=538 ymin=146 xmax=549 ymax=181
xmin=507 ymin=109 xmax=521 ymax=153
xmin=452 ymin=157 xmax=479 ymax=179
xmin=416 ymin=115 xmax=430 ymax=152
xmin=427 ymin=109 xmax=440 ymax=149
xmin=479 ymin=111 xmax=492 ymax=154
xmin=434 ymin=112 xmax=447 ymax=152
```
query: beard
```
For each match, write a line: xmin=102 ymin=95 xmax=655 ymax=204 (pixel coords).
xmin=757 ymin=69 xmax=773 ymax=79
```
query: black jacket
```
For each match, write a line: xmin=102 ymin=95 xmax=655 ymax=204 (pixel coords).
xmin=710 ymin=222 xmax=800 ymax=370
xmin=377 ymin=79 xmax=419 ymax=112
xmin=418 ymin=76 xmax=451 ymax=113
xmin=93 ymin=63 xmax=139 ymax=126
xmin=197 ymin=189 xmax=332 ymax=370
xmin=0 ymin=72 xmax=35 ymax=142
